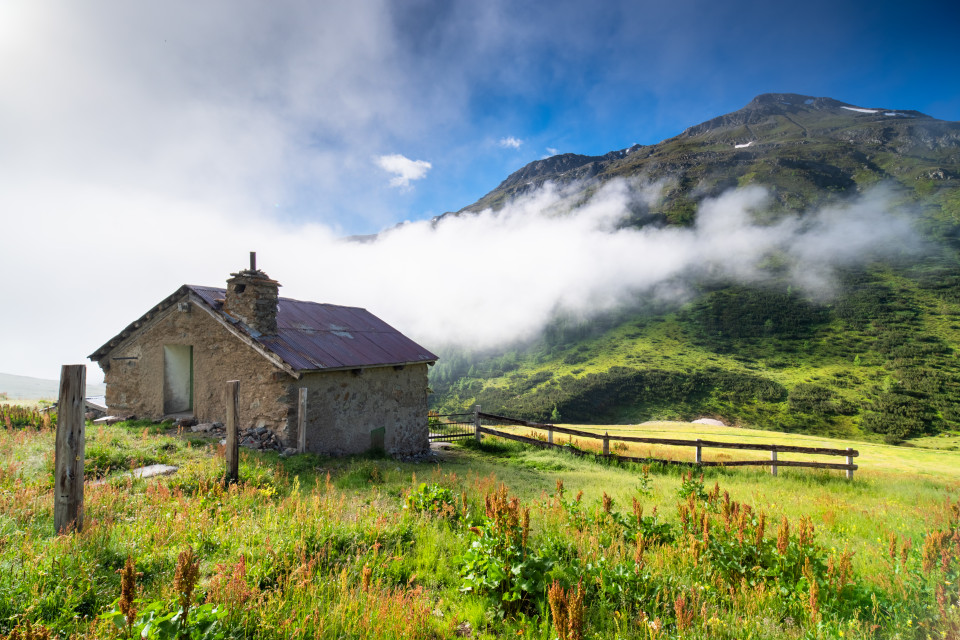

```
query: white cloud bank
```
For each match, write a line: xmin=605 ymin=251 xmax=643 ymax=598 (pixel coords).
xmin=499 ymin=136 xmax=524 ymax=149
xmin=0 ymin=174 xmax=919 ymax=384
xmin=375 ymin=154 xmax=433 ymax=188
xmin=0 ymin=3 xmax=929 ymax=386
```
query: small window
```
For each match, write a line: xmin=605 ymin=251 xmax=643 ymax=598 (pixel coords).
xmin=234 ymin=284 xmax=246 ymax=293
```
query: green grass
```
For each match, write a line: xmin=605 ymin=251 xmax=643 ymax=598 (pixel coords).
xmin=431 ymin=258 xmax=960 ymax=445
xmin=2 ymin=417 xmax=959 ymax=639
xmin=438 ymin=98 xmax=960 ymax=450
xmin=547 ymin=421 xmax=960 ymax=479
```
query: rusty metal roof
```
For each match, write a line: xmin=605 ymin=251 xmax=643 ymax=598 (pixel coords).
xmin=89 ymin=284 xmax=437 ymax=373
xmin=188 ymin=286 xmax=437 ymax=372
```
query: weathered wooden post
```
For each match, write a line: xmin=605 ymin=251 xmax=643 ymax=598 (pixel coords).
xmin=846 ymin=448 xmax=854 ymax=480
xmin=770 ymin=446 xmax=778 ymax=477
xmin=54 ymin=364 xmax=86 ymax=534
xmin=297 ymin=388 xmax=307 ymax=454
xmin=473 ymin=404 xmax=482 ymax=443
xmin=225 ymin=380 xmax=239 ymax=482
xmin=547 ymin=426 xmax=554 ymax=445
xmin=602 ymin=432 xmax=610 ymax=456
xmin=695 ymin=439 xmax=703 ymax=465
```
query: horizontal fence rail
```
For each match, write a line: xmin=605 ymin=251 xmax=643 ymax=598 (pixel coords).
xmin=475 ymin=411 xmax=859 ymax=479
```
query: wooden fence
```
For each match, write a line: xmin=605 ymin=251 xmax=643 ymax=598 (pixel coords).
xmin=475 ymin=410 xmax=859 ymax=479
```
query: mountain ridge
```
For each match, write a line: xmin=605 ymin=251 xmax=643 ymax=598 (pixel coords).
xmin=428 ymin=93 xmax=960 ymax=444
xmin=443 ymin=92 xmax=959 ymax=219
xmin=0 ymin=372 xmax=105 ymax=401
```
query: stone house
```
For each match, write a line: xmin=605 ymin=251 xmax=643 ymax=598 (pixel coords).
xmin=88 ymin=259 xmax=437 ymax=456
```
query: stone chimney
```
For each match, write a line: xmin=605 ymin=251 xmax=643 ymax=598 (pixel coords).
xmin=223 ymin=252 xmax=280 ymax=335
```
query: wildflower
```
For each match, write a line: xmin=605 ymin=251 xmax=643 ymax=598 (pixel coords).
xmin=633 ymin=497 xmax=643 ymax=527
xmin=736 ymin=507 xmax=749 ymax=544
xmin=674 ymin=591 xmax=696 ymax=632
xmin=521 ymin=508 xmax=530 ymax=552
xmin=777 ymin=517 xmax=790 ymax=555
xmin=362 ymin=565 xmax=372 ymax=591
xmin=548 ymin=579 xmax=585 ymax=640
xmin=895 ymin=537 xmax=911 ymax=567
xmin=116 ymin=555 xmax=141 ymax=627
xmin=173 ymin=546 xmax=201 ymax=626
xmin=803 ymin=558 xmax=819 ymax=623
xmin=635 ymin=533 xmax=647 ymax=568
xmin=922 ymin=531 xmax=948 ymax=574
xmin=755 ymin=511 xmax=766 ymax=548
xmin=3 ymin=620 xmax=51 ymax=640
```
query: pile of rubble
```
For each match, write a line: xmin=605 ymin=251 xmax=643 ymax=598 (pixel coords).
xmin=239 ymin=426 xmax=285 ymax=451
xmin=187 ymin=421 xmax=286 ymax=453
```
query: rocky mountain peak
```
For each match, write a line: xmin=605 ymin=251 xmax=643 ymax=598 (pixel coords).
xmin=448 ymin=93 xmax=958 ymax=218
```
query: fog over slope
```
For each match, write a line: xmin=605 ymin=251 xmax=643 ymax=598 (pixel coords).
xmin=324 ymin=180 xmax=920 ymax=350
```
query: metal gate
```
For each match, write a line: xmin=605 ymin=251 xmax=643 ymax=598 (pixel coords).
xmin=427 ymin=412 xmax=475 ymax=441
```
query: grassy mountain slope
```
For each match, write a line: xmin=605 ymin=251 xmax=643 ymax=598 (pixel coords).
xmin=432 ymin=260 xmax=960 ymax=442
xmin=430 ymin=94 xmax=960 ymax=444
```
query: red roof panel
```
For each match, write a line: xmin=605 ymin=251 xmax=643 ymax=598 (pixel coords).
xmin=189 ymin=286 xmax=436 ymax=372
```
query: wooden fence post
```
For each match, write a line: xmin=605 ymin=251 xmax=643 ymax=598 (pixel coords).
xmin=846 ymin=448 xmax=854 ymax=480
xmin=297 ymin=388 xmax=307 ymax=454
xmin=602 ymin=432 xmax=610 ymax=456
xmin=474 ymin=405 xmax=482 ymax=443
xmin=695 ymin=439 xmax=702 ymax=464
xmin=770 ymin=447 xmax=778 ymax=477
xmin=54 ymin=364 xmax=86 ymax=534
xmin=548 ymin=426 xmax=553 ymax=445
xmin=225 ymin=380 xmax=239 ymax=482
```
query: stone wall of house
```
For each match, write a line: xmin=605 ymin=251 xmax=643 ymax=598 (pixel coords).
xmin=291 ymin=364 xmax=430 ymax=457
xmin=99 ymin=302 xmax=291 ymax=431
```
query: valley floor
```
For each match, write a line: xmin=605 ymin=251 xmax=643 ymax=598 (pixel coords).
xmin=1 ymin=417 xmax=959 ymax=639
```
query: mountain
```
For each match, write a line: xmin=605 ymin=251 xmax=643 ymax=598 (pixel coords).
xmin=0 ymin=372 xmax=105 ymax=401
xmin=429 ymin=94 xmax=960 ymax=444
xmin=445 ymin=93 xmax=960 ymax=227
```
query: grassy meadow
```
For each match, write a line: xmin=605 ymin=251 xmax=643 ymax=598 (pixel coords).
xmin=1 ymin=412 xmax=959 ymax=639
xmin=430 ymin=258 xmax=960 ymax=448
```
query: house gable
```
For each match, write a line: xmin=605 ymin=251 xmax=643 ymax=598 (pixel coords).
xmin=95 ymin=288 xmax=291 ymax=427
xmin=89 ymin=287 xmax=299 ymax=378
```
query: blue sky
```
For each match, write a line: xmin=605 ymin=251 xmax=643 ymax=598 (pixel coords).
xmin=1 ymin=0 xmax=958 ymax=382
xmin=379 ymin=0 xmax=960 ymax=226
xmin=2 ymin=1 xmax=958 ymax=233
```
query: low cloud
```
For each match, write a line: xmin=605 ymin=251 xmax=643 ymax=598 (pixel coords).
xmin=375 ymin=154 xmax=432 ymax=188
xmin=499 ymin=136 xmax=524 ymax=149
xmin=0 ymin=175 xmax=921 ymax=384
xmin=352 ymin=180 xmax=917 ymax=350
